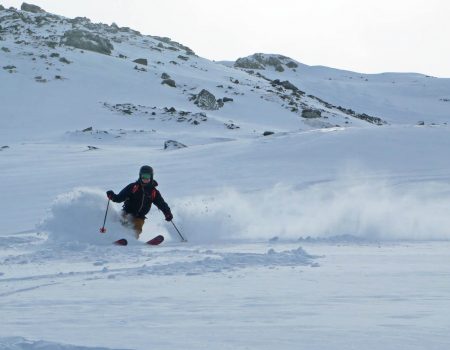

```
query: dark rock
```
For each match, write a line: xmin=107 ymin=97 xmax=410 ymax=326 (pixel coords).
xmin=302 ymin=109 xmax=322 ymax=119
xmin=0 ymin=5 xmax=5 ymax=10
xmin=194 ymin=89 xmax=220 ymax=110
xmin=34 ymin=76 xmax=47 ymax=83
xmin=50 ymin=52 xmax=60 ymax=58
xmin=224 ymin=122 xmax=240 ymax=130
xmin=164 ymin=140 xmax=187 ymax=150
xmin=62 ymin=29 xmax=114 ymax=55
xmin=177 ymin=55 xmax=188 ymax=61
xmin=133 ymin=58 xmax=147 ymax=66
xmin=235 ymin=53 xmax=287 ymax=72
xmin=134 ymin=65 xmax=146 ymax=72
xmin=286 ymin=61 xmax=298 ymax=68
xmin=263 ymin=131 xmax=275 ymax=136
xmin=354 ymin=113 xmax=385 ymax=125
xmin=21 ymin=2 xmax=46 ymax=13
xmin=161 ymin=79 xmax=176 ymax=87
xmin=234 ymin=57 xmax=265 ymax=69
xmin=280 ymin=80 xmax=298 ymax=91
xmin=152 ymin=36 xmax=196 ymax=56
xmin=46 ymin=41 xmax=57 ymax=49
xmin=82 ymin=127 xmax=93 ymax=132
xmin=104 ymin=23 xmax=119 ymax=34
xmin=223 ymin=97 xmax=233 ymax=103
xmin=118 ymin=26 xmax=141 ymax=35
xmin=59 ymin=57 xmax=71 ymax=64
xmin=1 ymin=47 xmax=9 ymax=52
xmin=272 ymin=79 xmax=299 ymax=91
xmin=161 ymin=72 xmax=170 ymax=79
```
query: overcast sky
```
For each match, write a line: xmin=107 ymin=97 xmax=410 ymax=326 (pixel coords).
xmin=3 ymin=0 xmax=450 ymax=77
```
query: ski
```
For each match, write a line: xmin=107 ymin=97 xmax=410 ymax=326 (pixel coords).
xmin=113 ymin=238 xmax=128 ymax=246
xmin=112 ymin=235 xmax=164 ymax=246
xmin=146 ymin=234 xmax=164 ymax=245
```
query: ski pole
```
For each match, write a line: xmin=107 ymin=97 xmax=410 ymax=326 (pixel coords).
xmin=99 ymin=199 xmax=110 ymax=233
xmin=170 ymin=220 xmax=187 ymax=242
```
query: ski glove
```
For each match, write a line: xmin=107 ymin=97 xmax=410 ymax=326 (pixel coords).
xmin=165 ymin=211 xmax=173 ymax=222
xmin=106 ymin=190 xmax=115 ymax=200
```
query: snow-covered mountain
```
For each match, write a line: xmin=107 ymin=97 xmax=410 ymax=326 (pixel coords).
xmin=230 ymin=53 xmax=450 ymax=125
xmin=1 ymin=4 xmax=450 ymax=350
xmin=2 ymin=3 xmax=449 ymax=147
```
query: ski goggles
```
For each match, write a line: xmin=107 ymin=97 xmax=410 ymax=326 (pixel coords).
xmin=140 ymin=173 xmax=152 ymax=180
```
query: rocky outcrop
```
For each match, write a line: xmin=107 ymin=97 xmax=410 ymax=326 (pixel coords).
xmin=21 ymin=2 xmax=46 ymax=13
xmin=62 ymin=29 xmax=114 ymax=55
xmin=235 ymin=53 xmax=299 ymax=72
xmin=234 ymin=57 xmax=264 ymax=70
xmin=152 ymin=36 xmax=195 ymax=56
xmin=192 ymin=89 xmax=220 ymax=110
xmin=133 ymin=58 xmax=147 ymax=66
xmin=271 ymin=79 xmax=302 ymax=93
xmin=353 ymin=113 xmax=385 ymax=125
xmin=161 ymin=79 xmax=176 ymax=87
xmin=302 ymin=109 xmax=322 ymax=119
xmin=305 ymin=94 xmax=386 ymax=125
xmin=286 ymin=61 xmax=298 ymax=68
xmin=0 ymin=5 xmax=5 ymax=11
xmin=164 ymin=140 xmax=187 ymax=150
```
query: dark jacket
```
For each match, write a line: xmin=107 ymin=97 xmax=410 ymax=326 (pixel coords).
xmin=110 ymin=179 xmax=170 ymax=219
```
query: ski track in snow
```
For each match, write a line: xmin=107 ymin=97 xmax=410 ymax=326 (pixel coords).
xmin=0 ymin=235 xmax=319 ymax=285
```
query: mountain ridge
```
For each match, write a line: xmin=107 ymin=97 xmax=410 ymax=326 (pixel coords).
xmin=1 ymin=3 xmax=449 ymax=147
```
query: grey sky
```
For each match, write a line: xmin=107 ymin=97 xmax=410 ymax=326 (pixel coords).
xmin=3 ymin=0 xmax=450 ymax=77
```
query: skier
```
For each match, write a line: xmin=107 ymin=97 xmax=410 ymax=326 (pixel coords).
xmin=106 ymin=165 xmax=173 ymax=238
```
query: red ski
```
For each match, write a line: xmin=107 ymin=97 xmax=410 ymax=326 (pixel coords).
xmin=146 ymin=235 xmax=164 ymax=245
xmin=112 ymin=235 xmax=163 ymax=246
xmin=113 ymin=238 xmax=128 ymax=246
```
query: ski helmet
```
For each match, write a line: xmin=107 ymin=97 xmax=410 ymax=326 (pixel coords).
xmin=139 ymin=165 xmax=153 ymax=181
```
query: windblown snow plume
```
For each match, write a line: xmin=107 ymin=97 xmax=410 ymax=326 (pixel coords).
xmin=39 ymin=188 xmax=142 ymax=246
xmin=38 ymin=178 xmax=450 ymax=246
xmin=174 ymin=179 xmax=450 ymax=242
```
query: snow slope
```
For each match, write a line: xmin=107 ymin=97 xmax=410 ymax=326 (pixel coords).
xmin=1 ymin=4 xmax=450 ymax=350
xmin=229 ymin=53 xmax=450 ymax=125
